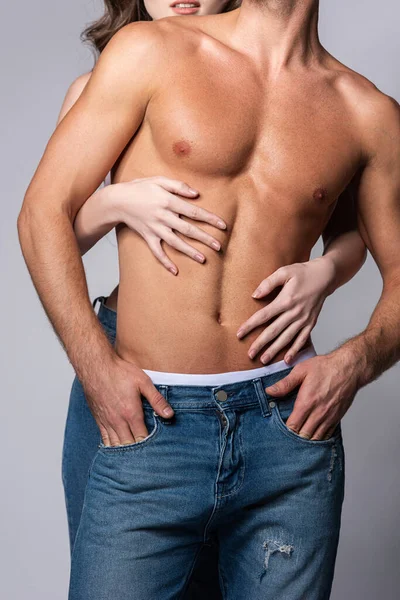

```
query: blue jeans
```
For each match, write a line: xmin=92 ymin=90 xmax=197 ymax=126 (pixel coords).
xmin=62 ymin=296 xmax=221 ymax=600
xmin=67 ymin=327 xmax=345 ymax=600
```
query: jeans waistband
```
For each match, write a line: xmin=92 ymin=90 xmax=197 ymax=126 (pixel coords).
xmin=142 ymin=366 xmax=298 ymax=416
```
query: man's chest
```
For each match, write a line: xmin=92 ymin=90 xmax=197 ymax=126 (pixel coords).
xmin=144 ymin=63 xmax=361 ymax=206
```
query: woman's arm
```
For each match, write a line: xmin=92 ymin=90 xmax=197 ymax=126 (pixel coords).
xmin=236 ymin=182 xmax=368 ymax=364
xmin=319 ymin=176 xmax=367 ymax=295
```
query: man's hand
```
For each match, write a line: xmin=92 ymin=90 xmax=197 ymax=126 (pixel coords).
xmin=263 ymin=92 xmax=400 ymax=439
xmin=85 ymin=355 xmax=174 ymax=447
xmin=264 ymin=350 xmax=359 ymax=441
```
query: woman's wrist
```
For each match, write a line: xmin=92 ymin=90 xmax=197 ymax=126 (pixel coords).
xmin=94 ymin=184 xmax=124 ymax=228
xmin=309 ymin=254 xmax=338 ymax=297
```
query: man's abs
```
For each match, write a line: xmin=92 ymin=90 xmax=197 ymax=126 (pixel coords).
xmin=113 ymin=178 xmax=327 ymax=373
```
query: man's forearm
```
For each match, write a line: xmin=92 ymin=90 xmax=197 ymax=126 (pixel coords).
xmin=17 ymin=203 xmax=116 ymax=390
xmin=332 ymin=278 xmax=400 ymax=388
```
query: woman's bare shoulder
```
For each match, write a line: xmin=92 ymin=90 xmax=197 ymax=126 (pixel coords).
xmin=56 ymin=71 xmax=93 ymax=124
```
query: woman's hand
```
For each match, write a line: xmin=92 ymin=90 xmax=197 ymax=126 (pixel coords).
xmin=236 ymin=257 xmax=337 ymax=365
xmin=75 ymin=175 xmax=227 ymax=273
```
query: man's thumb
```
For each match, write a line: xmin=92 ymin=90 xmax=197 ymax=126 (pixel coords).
xmin=265 ymin=369 xmax=303 ymax=397
xmin=143 ymin=381 xmax=175 ymax=418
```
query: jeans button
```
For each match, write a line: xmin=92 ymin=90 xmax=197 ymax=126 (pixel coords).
xmin=269 ymin=401 xmax=276 ymax=408
xmin=219 ymin=413 xmax=227 ymax=426
xmin=216 ymin=390 xmax=228 ymax=402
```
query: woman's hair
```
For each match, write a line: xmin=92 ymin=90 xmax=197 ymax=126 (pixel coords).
xmin=81 ymin=0 xmax=240 ymax=58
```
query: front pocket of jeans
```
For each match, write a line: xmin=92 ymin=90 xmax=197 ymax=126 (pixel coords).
xmin=273 ymin=393 xmax=342 ymax=446
xmin=98 ymin=408 xmax=160 ymax=452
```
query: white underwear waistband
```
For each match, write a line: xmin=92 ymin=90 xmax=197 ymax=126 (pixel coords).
xmin=143 ymin=344 xmax=317 ymax=386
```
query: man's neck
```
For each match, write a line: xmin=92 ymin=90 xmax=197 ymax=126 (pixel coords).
xmin=231 ymin=0 xmax=323 ymax=71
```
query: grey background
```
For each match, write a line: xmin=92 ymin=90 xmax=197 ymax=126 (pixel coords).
xmin=2 ymin=0 xmax=399 ymax=597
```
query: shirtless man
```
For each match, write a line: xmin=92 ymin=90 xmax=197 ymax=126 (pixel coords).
xmin=18 ymin=0 xmax=400 ymax=598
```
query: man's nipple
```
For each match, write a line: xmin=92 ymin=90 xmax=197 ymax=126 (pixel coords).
xmin=313 ymin=187 xmax=328 ymax=201
xmin=172 ymin=140 xmax=192 ymax=157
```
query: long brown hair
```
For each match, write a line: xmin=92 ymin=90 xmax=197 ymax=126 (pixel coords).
xmin=81 ymin=0 xmax=240 ymax=59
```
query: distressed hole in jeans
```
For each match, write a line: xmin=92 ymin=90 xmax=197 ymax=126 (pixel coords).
xmin=327 ymin=444 xmax=338 ymax=482
xmin=260 ymin=536 xmax=294 ymax=581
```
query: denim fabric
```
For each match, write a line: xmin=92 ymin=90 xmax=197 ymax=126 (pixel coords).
xmin=67 ymin=350 xmax=345 ymax=600
xmin=61 ymin=296 xmax=221 ymax=600
xmin=62 ymin=296 xmax=117 ymax=552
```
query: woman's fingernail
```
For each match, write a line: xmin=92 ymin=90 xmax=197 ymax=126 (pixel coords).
xmin=189 ymin=188 xmax=198 ymax=195
xmin=237 ymin=328 xmax=244 ymax=338
xmin=252 ymin=289 xmax=261 ymax=298
xmin=248 ymin=349 xmax=255 ymax=359
xmin=285 ymin=355 xmax=292 ymax=364
xmin=169 ymin=267 xmax=178 ymax=275
xmin=211 ymin=241 xmax=221 ymax=250
xmin=195 ymin=253 xmax=205 ymax=263
xmin=217 ymin=220 xmax=227 ymax=229
xmin=163 ymin=407 xmax=174 ymax=417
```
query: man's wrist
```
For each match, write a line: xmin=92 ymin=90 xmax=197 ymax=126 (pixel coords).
xmin=328 ymin=336 xmax=372 ymax=390
xmin=68 ymin=323 xmax=118 ymax=389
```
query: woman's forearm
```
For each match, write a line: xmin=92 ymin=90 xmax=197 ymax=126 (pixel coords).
xmin=73 ymin=185 xmax=120 ymax=255
xmin=319 ymin=229 xmax=368 ymax=296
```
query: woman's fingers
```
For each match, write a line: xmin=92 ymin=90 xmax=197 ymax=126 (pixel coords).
xmin=146 ymin=236 xmax=179 ymax=275
xmin=284 ymin=325 xmax=314 ymax=364
xmin=258 ymin=321 xmax=304 ymax=364
xmin=252 ymin=267 xmax=289 ymax=299
xmin=167 ymin=195 xmax=227 ymax=230
xmin=162 ymin=212 xmax=222 ymax=251
xmin=154 ymin=176 xmax=200 ymax=198
xmin=237 ymin=299 xmax=286 ymax=339
xmin=162 ymin=230 xmax=207 ymax=263
xmin=247 ymin=313 xmax=299 ymax=360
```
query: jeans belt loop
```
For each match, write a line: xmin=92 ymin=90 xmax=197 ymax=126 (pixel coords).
xmin=252 ymin=378 xmax=272 ymax=418
xmin=92 ymin=295 xmax=107 ymax=311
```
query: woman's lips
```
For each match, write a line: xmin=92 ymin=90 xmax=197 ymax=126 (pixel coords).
xmin=170 ymin=2 xmax=201 ymax=15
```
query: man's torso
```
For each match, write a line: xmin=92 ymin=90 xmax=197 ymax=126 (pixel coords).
xmin=111 ymin=15 xmax=372 ymax=373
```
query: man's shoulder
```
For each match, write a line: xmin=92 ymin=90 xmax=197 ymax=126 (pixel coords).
xmin=103 ymin=21 xmax=166 ymax=59
xmin=326 ymin=57 xmax=399 ymax=129
xmin=91 ymin=21 xmax=176 ymax=85
xmin=111 ymin=17 xmax=206 ymax=56
xmin=117 ymin=13 xmax=227 ymax=58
